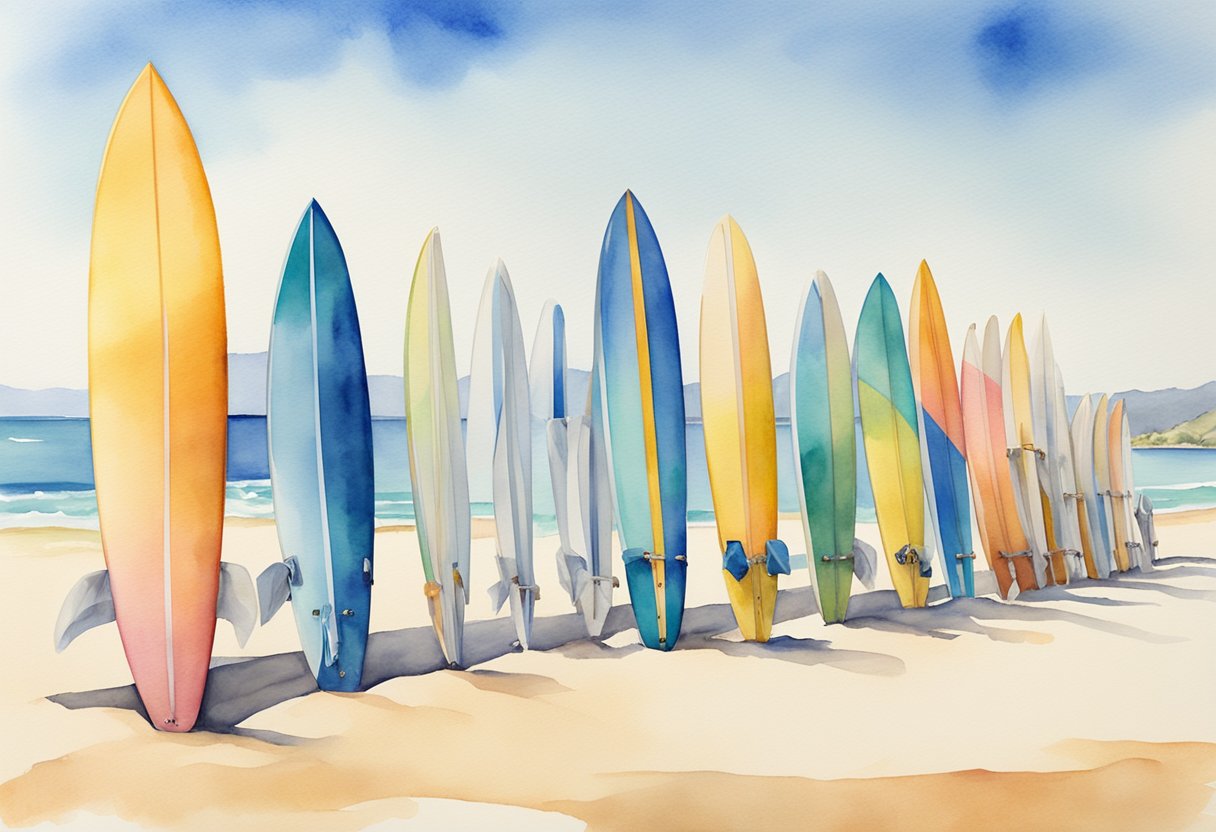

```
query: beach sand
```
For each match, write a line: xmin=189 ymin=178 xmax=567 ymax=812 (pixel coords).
xmin=1 ymin=510 xmax=1214 ymax=831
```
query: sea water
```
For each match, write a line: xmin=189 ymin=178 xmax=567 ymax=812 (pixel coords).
xmin=0 ymin=416 xmax=1211 ymax=530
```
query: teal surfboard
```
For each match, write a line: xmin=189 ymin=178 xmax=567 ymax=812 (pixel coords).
xmin=261 ymin=200 xmax=374 ymax=691
xmin=790 ymin=271 xmax=864 ymax=623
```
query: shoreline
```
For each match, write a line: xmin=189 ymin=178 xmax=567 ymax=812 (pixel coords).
xmin=1130 ymin=443 xmax=1216 ymax=450
xmin=5 ymin=502 xmax=1216 ymax=537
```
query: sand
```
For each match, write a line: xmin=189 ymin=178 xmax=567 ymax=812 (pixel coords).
xmin=0 ymin=510 xmax=1214 ymax=831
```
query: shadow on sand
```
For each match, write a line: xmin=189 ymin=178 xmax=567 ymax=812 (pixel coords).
xmin=48 ymin=560 xmax=1201 ymax=732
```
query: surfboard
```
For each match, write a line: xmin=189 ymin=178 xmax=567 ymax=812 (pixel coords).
xmin=855 ymin=274 xmax=931 ymax=609
xmin=404 ymin=228 xmax=471 ymax=665
xmin=1093 ymin=395 xmax=1127 ymax=572
xmin=1121 ymin=411 xmax=1151 ymax=572
xmin=532 ymin=301 xmax=616 ymax=638
xmin=699 ymin=216 xmax=789 ymax=641
xmin=260 ymin=200 xmax=374 ymax=691
xmin=908 ymin=261 xmax=974 ymax=598
xmin=1108 ymin=400 xmax=1144 ymax=572
xmin=56 ymin=64 xmax=255 ymax=732
xmin=790 ymin=271 xmax=870 ymax=623
xmin=1001 ymin=314 xmax=1055 ymax=587
xmin=1135 ymin=493 xmax=1159 ymax=570
xmin=558 ymin=384 xmax=618 ymax=639
xmin=594 ymin=190 xmax=687 ymax=651
xmin=1030 ymin=319 xmax=1086 ymax=581
xmin=467 ymin=261 xmax=535 ymax=648
xmin=530 ymin=300 xmax=567 ymax=423
xmin=960 ymin=319 xmax=1037 ymax=598
xmin=1069 ymin=395 xmax=1113 ymax=578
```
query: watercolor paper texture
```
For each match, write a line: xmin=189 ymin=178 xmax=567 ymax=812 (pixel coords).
xmin=2 ymin=4 xmax=1215 ymax=830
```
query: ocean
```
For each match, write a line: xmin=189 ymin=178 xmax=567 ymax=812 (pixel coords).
xmin=1 ymin=417 xmax=1211 ymax=530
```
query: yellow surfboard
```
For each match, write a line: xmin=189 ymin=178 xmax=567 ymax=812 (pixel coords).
xmin=699 ymin=216 xmax=788 ymax=641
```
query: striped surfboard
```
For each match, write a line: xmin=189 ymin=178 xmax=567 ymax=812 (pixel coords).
xmin=594 ymin=191 xmax=687 ymax=651
xmin=908 ymin=261 xmax=974 ymax=598
xmin=699 ymin=216 xmax=789 ymax=642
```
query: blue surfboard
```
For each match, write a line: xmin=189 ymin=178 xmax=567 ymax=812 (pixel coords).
xmin=260 ymin=200 xmax=374 ymax=691
xmin=593 ymin=191 xmax=687 ymax=651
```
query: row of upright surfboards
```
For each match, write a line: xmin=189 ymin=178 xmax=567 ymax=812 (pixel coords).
xmin=53 ymin=66 xmax=1156 ymax=733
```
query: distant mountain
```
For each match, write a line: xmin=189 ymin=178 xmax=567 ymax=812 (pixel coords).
xmin=0 ymin=384 xmax=87 ymax=417
xmin=1067 ymin=382 xmax=1216 ymax=435
xmin=1111 ymin=382 xmax=1216 ymax=435
xmin=684 ymin=373 xmax=791 ymax=422
xmin=228 ymin=352 xmax=268 ymax=415
xmin=1133 ymin=407 xmax=1216 ymax=447
xmin=3 ymin=352 xmax=1213 ymax=432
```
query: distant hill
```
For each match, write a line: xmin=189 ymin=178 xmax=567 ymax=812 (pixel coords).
xmin=684 ymin=373 xmax=791 ymax=422
xmin=3 ymin=354 xmax=1213 ymax=431
xmin=1133 ymin=407 xmax=1216 ymax=447
xmin=1104 ymin=381 xmax=1216 ymax=435
xmin=0 ymin=384 xmax=87 ymax=417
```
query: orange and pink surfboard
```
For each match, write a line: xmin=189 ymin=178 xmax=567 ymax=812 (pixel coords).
xmin=56 ymin=65 xmax=254 ymax=732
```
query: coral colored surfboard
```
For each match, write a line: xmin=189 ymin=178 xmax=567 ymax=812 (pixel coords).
xmin=467 ymin=260 xmax=535 ymax=648
xmin=1070 ymin=395 xmax=1113 ymax=578
xmin=908 ymin=261 xmax=974 ymax=598
xmin=960 ymin=319 xmax=1037 ymax=598
xmin=790 ymin=271 xmax=864 ymax=623
xmin=404 ymin=229 xmax=471 ymax=665
xmin=263 ymin=200 xmax=374 ymax=691
xmin=594 ymin=191 xmax=687 ymax=651
xmin=699 ymin=216 xmax=789 ymax=642
xmin=1002 ymin=314 xmax=1056 ymax=587
xmin=1093 ymin=395 xmax=1126 ymax=572
xmin=62 ymin=64 xmax=256 ymax=732
xmin=856 ymin=275 xmax=931 ymax=609
xmin=1030 ymin=319 xmax=1086 ymax=581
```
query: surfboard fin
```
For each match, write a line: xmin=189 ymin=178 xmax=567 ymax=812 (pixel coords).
xmin=723 ymin=541 xmax=749 ymax=581
xmin=218 ymin=561 xmax=257 ymax=648
xmin=765 ymin=540 xmax=791 ymax=575
xmin=557 ymin=546 xmax=590 ymax=604
xmin=488 ymin=556 xmax=519 ymax=614
xmin=56 ymin=563 xmax=257 ymax=653
xmin=255 ymin=556 xmax=300 ymax=625
xmin=319 ymin=603 xmax=339 ymax=666
xmin=54 ymin=569 xmax=115 ymax=652
xmin=852 ymin=538 xmax=878 ymax=589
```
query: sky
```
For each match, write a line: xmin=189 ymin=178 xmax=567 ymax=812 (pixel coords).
xmin=1 ymin=1 xmax=1213 ymax=393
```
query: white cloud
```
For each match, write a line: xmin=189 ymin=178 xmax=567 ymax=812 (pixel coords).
xmin=1 ymin=2 xmax=1214 ymax=395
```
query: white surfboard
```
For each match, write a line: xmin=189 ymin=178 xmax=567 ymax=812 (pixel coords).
xmin=1030 ymin=318 xmax=1085 ymax=579
xmin=531 ymin=300 xmax=616 ymax=637
xmin=468 ymin=260 xmax=536 ymax=648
